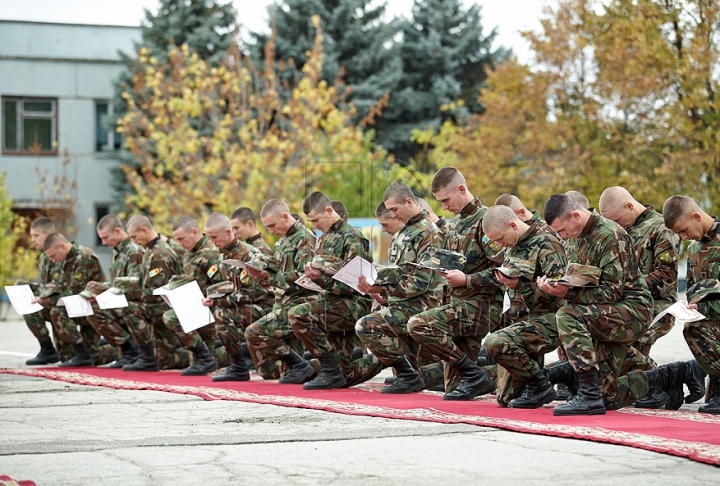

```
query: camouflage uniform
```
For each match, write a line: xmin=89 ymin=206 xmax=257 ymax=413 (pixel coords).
xmin=23 ymin=252 xmax=71 ymax=360
xmin=245 ymin=219 xmax=316 ymax=372
xmin=407 ymin=198 xmax=505 ymax=392
xmin=124 ymin=235 xmax=185 ymax=369
xmin=484 ymin=222 xmax=568 ymax=405
xmin=626 ymin=206 xmax=680 ymax=355
xmin=683 ymin=217 xmax=720 ymax=378
xmin=554 ymin=211 xmax=653 ymax=409
xmin=354 ymin=213 xmax=444 ymax=387
xmin=86 ymin=238 xmax=143 ymax=348
xmin=211 ymin=237 xmax=277 ymax=378
xmin=245 ymin=233 xmax=273 ymax=256
xmin=289 ymin=219 xmax=383 ymax=386
xmin=162 ymin=235 xmax=227 ymax=365
xmin=49 ymin=243 xmax=117 ymax=364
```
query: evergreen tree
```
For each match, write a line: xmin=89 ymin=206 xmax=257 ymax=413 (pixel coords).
xmin=108 ymin=0 xmax=237 ymax=210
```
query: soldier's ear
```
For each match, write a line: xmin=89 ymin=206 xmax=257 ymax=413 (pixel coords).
xmin=691 ymin=212 xmax=702 ymax=222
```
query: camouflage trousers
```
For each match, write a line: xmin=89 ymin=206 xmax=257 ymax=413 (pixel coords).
xmin=289 ymin=296 xmax=382 ymax=387
xmin=244 ymin=300 xmax=306 ymax=379
xmin=634 ymin=302 xmax=675 ymax=356
xmin=355 ymin=299 xmax=443 ymax=389
xmin=49 ymin=306 xmax=118 ymax=365
xmin=485 ymin=313 xmax=559 ymax=404
xmin=126 ymin=302 xmax=191 ymax=370
xmin=408 ymin=296 xmax=504 ymax=392
xmin=24 ymin=305 xmax=72 ymax=360
xmin=683 ymin=319 xmax=720 ymax=377
xmin=86 ymin=303 xmax=132 ymax=347
xmin=162 ymin=309 xmax=228 ymax=369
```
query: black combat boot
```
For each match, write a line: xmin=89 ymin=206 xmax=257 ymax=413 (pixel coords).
xmin=698 ymin=376 xmax=720 ymax=415
xmin=634 ymin=388 xmax=669 ymax=409
xmin=302 ymin=352 xmax=346 ymax=390
xmin=26 ymin=339 xmax=60 ymax=365
xmin=123 ymin=344 xmax=159 ymax=372
xmin=278 ymin=350 xmax=317 ymax=384
xmin=683 ymin=359 xmax=707 ymax=404
xmin=476 ymin=346 xmax=496 ymax=367
xmin=643 ymin=360 xmax=703 ymax=410
xmin=181 ymin=342 xmax=218 ymax=376
xmin=381 ymin=357 xmax=425 ymax=394
xmin=212 ymin=351 xmax=251 ymax=382
xmin=555 ymin=385 xmax=571 ymax=401
xmin=443 ymin=354 xmax=495 ymax=401
xmin=553 ymin=368 xmax=606 ymax=416
xmin=546 ymin=361 xmax=580 ymax=398
xmin=240 ymin=342 xmax=255 ymax=371
xmin=509 ymin=371 xmax=557 ymax=409
xmin=109 ymin=338 xmax=141 ymax=369
xmin=58 ymin=341 xmax=95 ymax=367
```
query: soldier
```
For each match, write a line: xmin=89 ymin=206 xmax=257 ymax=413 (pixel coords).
xmin=230 ymin=207 xmax=273 ymax=255
xmin=44 ymin=233 xmax=116 ymax=367
xmin=288 ymin=192 xmax=382 ymax=389
xmin=376 ymin=201 xmax=405 ymax=236
xmin=495 ymin=193 xmax=560 ymax=239
xmin=482 ymin=205 xmax=568 ymax=408
xmin=244 ymin=200 xmax=317 ymax=383
xmin=122 ymin=215 xmax=184 ymax=372
xmin=331 ymin=200 xmax=349 ymax=223
xmin=663 ymin=195 xmax=720 ymax=414
xmin=600 ymin=187 xmax=682 ymax=409
xmin=202 ymin=212 xmax=275 ymax=381
xmin=24 ymin=217 xmax=64 ymax=364
xmin=85 ymin=215 xmax=143 ymax=369
xmin=353 ymin=184 xmax=443 ymax=393
xmin=565 ymin=190 xmax=590 ymax=209
xmin=407 ymin=167 xmax=504 ymax=400
xmin=162 ymin=216 xmax=226 ymax=376
xmin=538 ymin=194 xmax=702 ymax=415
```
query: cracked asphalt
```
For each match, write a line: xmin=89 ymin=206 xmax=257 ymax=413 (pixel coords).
xmin=0 ymin=307 xmax=717 ymax=485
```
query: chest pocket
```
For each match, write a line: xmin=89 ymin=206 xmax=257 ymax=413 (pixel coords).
xmin=707 ymin=258 xmax=720 ymax=280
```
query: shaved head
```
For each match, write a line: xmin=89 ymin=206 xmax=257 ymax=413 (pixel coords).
xmin=172 ymin=216 xmax=200 ymax=232
xmin=127 ymin=215 xmax=153 ymax=232
xmin=599 ymin=186 xmax=633 ymax=213
xmin=663 ymin=195 xmax=701 ymax=229
xmin=205 ymin=212 xmax=232 ymax=231
xmin=483 ymin=205 xmax=522 ymax=233
xmin=261 ymin=199 xmax=290 ymax=219
xmin=564 ymin=190 xmax=590 ymax=210
xmin=43 ymin=232 xmax=69 ymax=251
xmin=494 ymin=193 xmax=524 ymax=212
xmin=545 ymin=194 xmax=582 ymax=225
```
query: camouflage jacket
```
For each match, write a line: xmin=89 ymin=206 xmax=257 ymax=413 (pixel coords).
xmin=246 ymin=233 xmax=273 ymax=256
xmin=37 ymin=252 xmax=65 ymax=304
xmin=566 ymin=211 xmax=651 ymax=307
xmin=58 ymin=243 xmax=105 ymax=297
xmin=382 ymin=211 xmax=443 ymax=305
xmin=216 ymin=237 xmax=273 ymax=307
xmin=686 ymin=217 xmax=720 ymax=319
xmin=129 ymin=235 xmax=182 ymax=304
xmin=507 ymin=221 xmax=568 ymax=315
xmin=97 ymin=237 xmax=143 ymax=292
xmin=626 ymin=206 xmax=679 ymax=308
xmin=530 ymin=211 xmax=563 ymax=240
xmin=165 ymin=236 xmax=186 ymax=260
xmin=447 ymin=198 xmax=504 ymax=301
xmin=267 ymin=218 xmax=316 ymax=305
xmin=313 ymin=218 xmax=372 ymax=298
xmin=183 ymin=235 xmax=225 ymax=292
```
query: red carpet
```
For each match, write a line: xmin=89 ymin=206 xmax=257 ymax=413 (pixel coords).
xmin=3 ymin=367 xmax=720 ymax=467
xmin=0 ymin=476 xmax=36 ymax=486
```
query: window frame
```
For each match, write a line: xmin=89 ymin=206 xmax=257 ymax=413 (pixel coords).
xmin=2 ymin=96 xmax=59 ymax=156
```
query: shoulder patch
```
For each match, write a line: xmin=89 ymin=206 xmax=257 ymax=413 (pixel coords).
xmin=74 ymin=272 xmax=84 ymax=282
xmin=483 ymin=235 xmax=500 ymax=252
xmin=149 ymin=268 xmax=161 ymax=278
xmin=207 ymin=265 xmax=218 ymax=278
xmin=658 ymin=250 xmax=673 ymax=265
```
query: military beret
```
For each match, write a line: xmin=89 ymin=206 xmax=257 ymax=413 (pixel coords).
xmin=496 ymin=257 xmax=535 ymax=280
xmin=557 ymin=264 xmax=601 ymax=287
xmin=687 ymin=279 xmax=720 ymax=304
xmin=38 ymin=282 xmax=63 ymax=299
xmin=417 ymin=248 xmax=467 ymax=272
xmin=248 ymin=253 xmax=280 ymax=273
xmin=374 ymin=265 xmax=403 ymax=286
xmin=206 ymin=280 xmax=235 ymax=299
xmin=165 ymin=274 xmax=194 ymax=290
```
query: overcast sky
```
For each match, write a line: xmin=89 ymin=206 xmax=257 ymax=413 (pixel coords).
xmin=0 ymin=0 xmax=549 ymax=64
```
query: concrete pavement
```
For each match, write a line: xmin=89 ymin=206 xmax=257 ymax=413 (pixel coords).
xmin=0 ymin=306 xmax=717 ymax=485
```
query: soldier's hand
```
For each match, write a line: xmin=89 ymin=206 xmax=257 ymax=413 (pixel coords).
xmin=304 ymin=264 xmax=321 ymax=280
xmin=686 ymin=303 xmax=698 ymax=310
xmin=537 ymin=276 xmax=568 ymax=298
xmin=87 ymin=281 xmax=104 ymax=295
xmin=494 ymin=270 xmax=519 ymax=289
xmin=358 ymin=275 xmax=382 ymax=294
xmin=202 ymin=298 xmax=214 ymax=307
xmin=31 ymin=297 xmax=50 ymax=306
xmin=442 ymin=269 xmax=467 ymax=288
xmin=371 ymin=293 xmax=387 ymax=305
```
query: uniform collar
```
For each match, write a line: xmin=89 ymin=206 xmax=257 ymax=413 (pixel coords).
xmin=147 ymin=235 xmax=162 ymax=249
xmin=191 ymin=235 xmax=208 ymax=253
xmin=704 ymin=218 xmax=720 ymax=241
xmin=460 ymin=197 xmax=482 ymax=218
xmin=113 ymin=237 xmax=131 ymax=254
xmin=246 ymin=233 xmax=263 ymax=245
xmin=405 ymin=211 xmax=425 ymax=227
xmin=633 ymin=205 xmax=654 ymax=226
xmin=580 ymin=212 xmax=600 ymax=237
xmin=517 ymin=221 xmax=541 ymax=246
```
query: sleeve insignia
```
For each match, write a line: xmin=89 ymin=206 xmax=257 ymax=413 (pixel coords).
xmin=74 ymin=272 xmax=84 ymax=282
xmin=657 ymin=250 xmax=673 ymax=265
xmin=207 ymin=265 xmax=218 ymax=278
xmin=149 ymin=268 xmax=161 ymax=278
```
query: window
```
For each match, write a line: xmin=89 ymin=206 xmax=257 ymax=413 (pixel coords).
xmin=2 ymin=97 xmax=57 ymax=154
xmin=95 ymin=100 xmax=124 ymax=152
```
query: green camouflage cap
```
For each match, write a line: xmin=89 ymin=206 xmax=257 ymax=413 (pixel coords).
xmin=374 ymin=265 xmax=402 ymax=286
xmin=558 ymin=263 xmax=600 ymax=287
xmin=165 ymin=275 xmax=194 ymax=290
xmin=418 ymin=248 xmax=467 ymax=272
xmin=206 ymin=280 xmax=235 ymax=299
xmin=79 ymin=289 xmax=95 ymax=299
xmin=38 ymin=282 xmax=63 ymax=299
xmin=108 ymin=276 xmax=140 ymax=295
xmin=248 ymin=253 xmax=280 ymax=273
xmin=496 ymin=257 xmax=535 ymax=280
xmin=310 ymin=255 xmax=343 ymax=274
xmin=687 ymin=279 xmax=720 ymax=304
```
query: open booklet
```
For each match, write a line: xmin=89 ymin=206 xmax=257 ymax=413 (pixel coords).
xmin=57 ymin=295 xmax=94 ymax=318
xmin=153 ymin=280 xmax=214 ymax=333
xmin=4 ymin=285 xmax=44 ymax=315
xmin=94 ymin=290 xmax=128 ymax=310
xmin=295 ymin=273 xmax=324 ymax=292
xmin=331 ymin=256 xmax=378 ymax=295
xmin=650 ymin=300 xmax=705 ymax=327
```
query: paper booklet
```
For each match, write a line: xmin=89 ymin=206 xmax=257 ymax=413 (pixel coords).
xmin=57 ymin=295 xmax=94 ymax=318
xmin=4 ymin=285 xmax=44 ymax=315
xmin=650 ymin=301 xmax=705 ymax=327
xmin=331 ymin=256 xmax=377 ymax=295
xmin=153 ymin=280 xmax=215 ymax=333
xmin=95 ymin=290 xmax=129 ymax=310
xmin=295 ymin=273 xmax=324 ymax=292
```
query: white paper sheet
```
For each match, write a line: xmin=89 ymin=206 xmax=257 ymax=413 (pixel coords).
xmin=57 ymin=295 xmax=94 ymax=318
xmin=331 ymin=256 xmax=377 ymax=295
xmin=95 ymin=290 xmax=129 ymax=310
xmin=502 ymin=291 xmax=511 ymax=315
xmin=295 ymin=273 xmax=324 ymax=292
xmin=650 ymin=301 xmax=705 ymax=327
xmin=153 ymin=280 xmax=214 ymax=333
xmin=4 ymin=285 xmax=44 ymax=315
